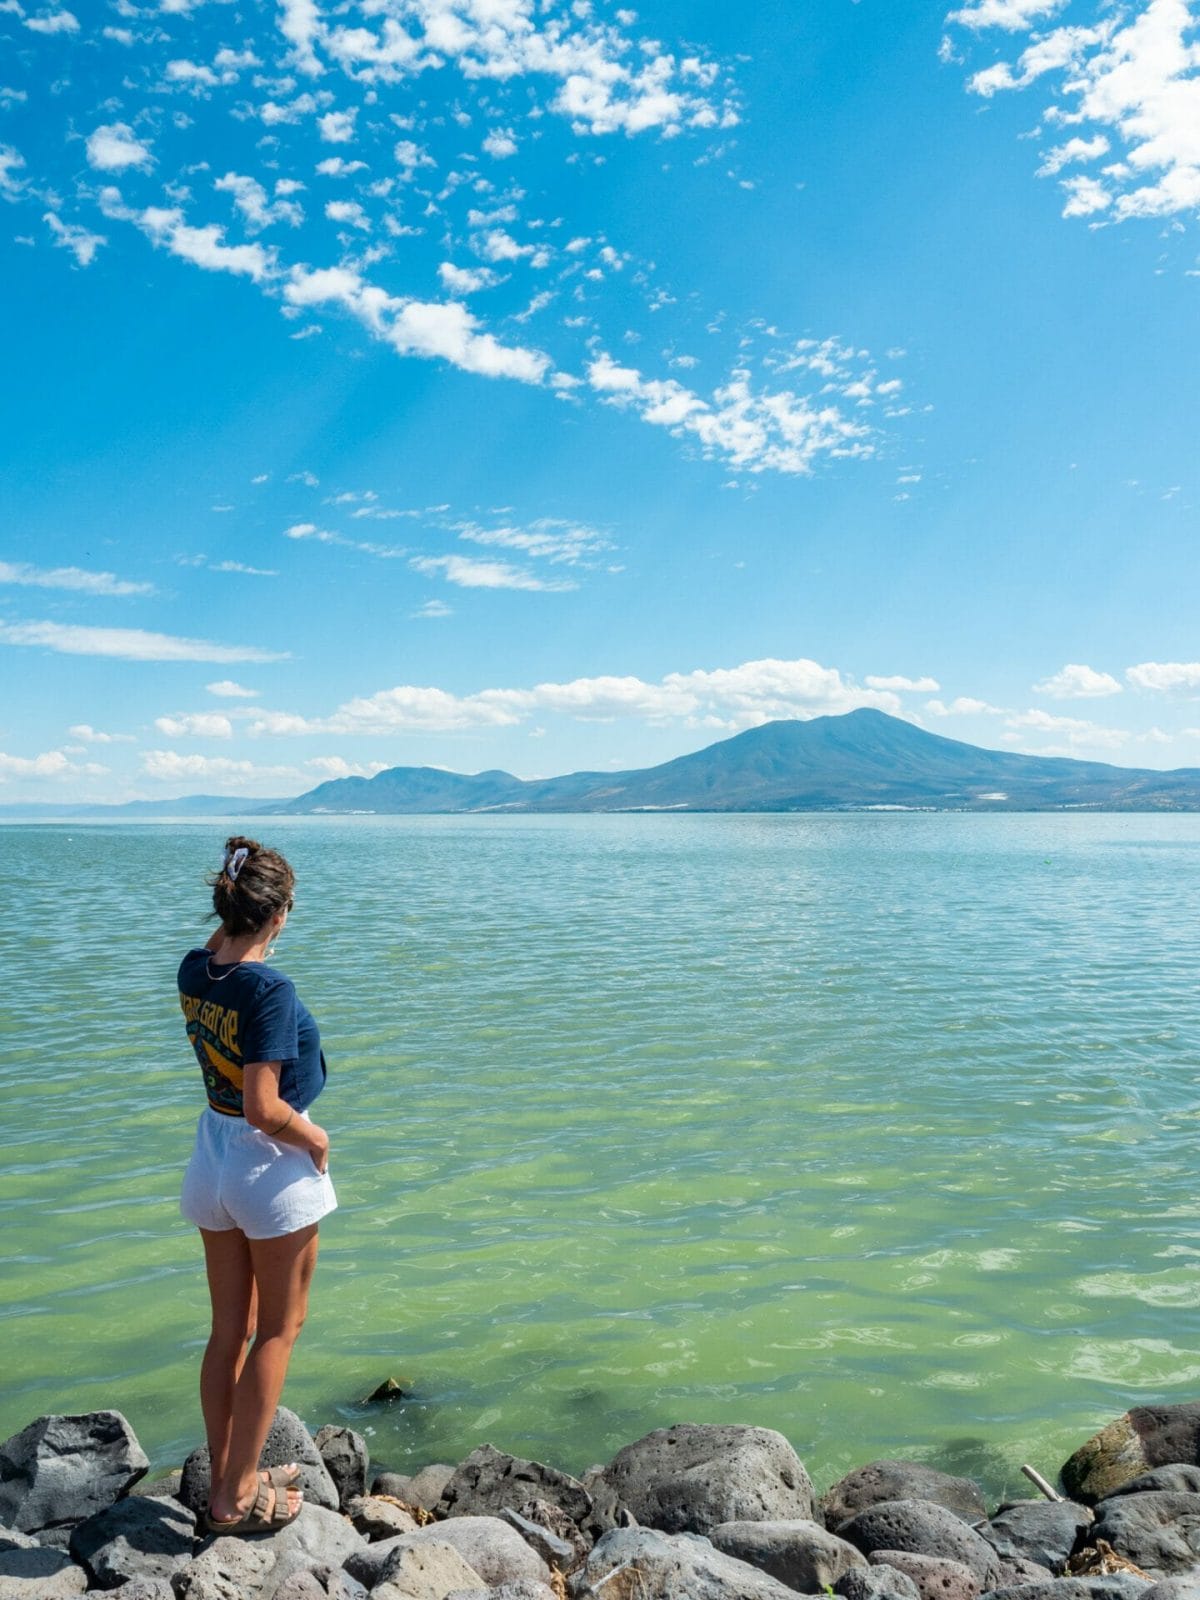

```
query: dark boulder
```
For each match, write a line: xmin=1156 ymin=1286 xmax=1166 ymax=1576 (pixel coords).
xmin=0 ymin=1412 xmax=148 ymax=1535
xmin=313 ymin=1428 xmax=368 ymax=1509
xmin=869 ymin=1549 xmax=980 ymax=1600
xmin=835 ymin=1564 xmax=923 ymax=1600
xmin=68 ymin=1494 xmax=195 ymax=1590
xmin=371 ymin=1464 xmax=454 ymax=1511
xmin=436 ymin=1445 xmax=594 ymax=1535
xmin=1108 ymin=1471 xmax=1200 ymax=1501
xmin=985 ymin=1502 xmax=1094 ymax=1574
xmin=838 ymin=1500 xmax=1002 ymax=1589
xmin=572 ymin=1525 xmax=815 ymax=1599
xmin=1063 ymin=1409 xmax=1200 ymax=1504
xmin=0 ymin=1540 xmax=88 ymax=1596
xmin=824 ymin=1465 xmax=988 ymax=1529
xmin=178 ymin=1408 xmax=338 ymax=1516
xmin=597 ymin=1423 xmax=813 ymax=1536
xmin=709 ymin=1517 xmax=867 ymax=1591
xmin=1090 ymin=1492 xmax=1200 ymax=1575
xmin=980 ymin=1579 xmax=1149 ymax=1600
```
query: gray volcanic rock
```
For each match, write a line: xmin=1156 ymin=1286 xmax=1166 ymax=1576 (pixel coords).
xmin=437 ymin=1445 xmax=594 ymax=1532
xmin=709 ymin=1517 xmax=867 ymax=1590
xmin=372 ymin=1464 xmax=455 ymax=1510
xmin=838 ymin=1501 xmax=1002 ymax=1588
xmin=417 ymin=1518 xmax=552 ymax=1588
xmin=1141 ymin=1583 xmax=1200 ymax=1600
xmin=572 ymin=1526 xmax=810 ymax=1600
xmin=68 ymin=1494 xmax=195 ymax=1589
xmin=835 ymin=1564 xmax=923 ymax=1600
xmin=344 ymin=1494 xmax=420 ymax=1540
xmin=180 ymin=1504 xmax=364 ymax=1600
xmin=824 ymin=1465 xmax=988 ymax=1529
xmin=179 ymin=1409 xmax=338 ymax=1516
xmin=499 ymin=1506 xmax=581 ymax=1571
xmin=443 ymin=1586 xmax=556 ymax=1600
xmin=981 ymin=1580 xmax=1150 ymax=1600
xmin=1063 ymin=1408 xmax=1200 ymax=1504
xmin=105 ymin=1581 xmax=176 ymax=1600
xmin=268 ymin=1566 xmax=367 ymax=1600
xmin=1090 ymin=1491 xmax=1200 ymax=1575
xmin=1109 ymin=1472 xmax=1200 ymax=1500
xmin=870 ymin=1550 xmax=980 ymax=1600
xmin=366 ymin=1537 xmax=485 ymax=1600
xmin=985 ymin=1502 xmax=1094 ymax=1573
xmin=0 ymin=1541 xmax=88 ymax=1597
xmin=996 ymin=1560 xmax=1057 ymax=1587
xmin=312 ymin=1429 xmax=368 ymax=1509
xmin=0 ymin=1412 xmax=149 ymax=1535
xmin=598 ymin=1423 xmax=814 ymax=1536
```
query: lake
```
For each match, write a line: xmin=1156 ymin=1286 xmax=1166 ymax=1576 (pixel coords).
xmin=2 ymin=813 xmax=1198 ymax=1500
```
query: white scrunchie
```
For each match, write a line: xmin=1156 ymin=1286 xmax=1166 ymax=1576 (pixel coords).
xmin=223 ymin=846 xmax=250 ymax=881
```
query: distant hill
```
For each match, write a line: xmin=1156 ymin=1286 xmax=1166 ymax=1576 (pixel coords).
xmin=0 ymin=795 xmax=287 ymax=820
xmin=274 ymin=710 xmax=1200 ymax=815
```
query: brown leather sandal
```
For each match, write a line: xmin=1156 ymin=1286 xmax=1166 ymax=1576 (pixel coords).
xmin=204 ymin=1476 xmax=303 ymax=1536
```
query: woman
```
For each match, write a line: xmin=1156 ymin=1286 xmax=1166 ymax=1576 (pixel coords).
xmin=178 ymin=836 xmax=336 ymax=1534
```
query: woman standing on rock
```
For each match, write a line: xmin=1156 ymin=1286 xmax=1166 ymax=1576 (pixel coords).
xmin=178 ymin=836 xmax=336 ymax=1535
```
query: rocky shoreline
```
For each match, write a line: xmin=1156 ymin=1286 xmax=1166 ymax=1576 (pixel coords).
xmin=5 ymin=1402 xmax=1200 ymax=1599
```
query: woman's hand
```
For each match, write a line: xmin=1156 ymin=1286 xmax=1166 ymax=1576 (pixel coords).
xmin=306 ymin=1123 xmax=330 ymax=1175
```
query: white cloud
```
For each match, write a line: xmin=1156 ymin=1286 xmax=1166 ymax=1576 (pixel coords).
xmin=246 ymin=655 xmax=905 ymax=739
xmin=135 ymin=203 xmax=277 ymax=281
xmin=587 ymin=353 xmax=873 ymax=475
xmin=0 ymin=144 xmax=25 ymax=196
xmin=207 ymin=679 xmax=260 ymax=698
xmin=951 ymin=0 xmax=1200 ymax=226
xmin=0 ymin=748 xmax=101 ymax=781
xmin=1005 ymin=707 xmax=1127 ymax=749
xmin=411 ymin=599 xmax=452 ymax=619
xmin=214 ymin=171 xmax=303 ymax=231
xmin=0 ymin=559 xmax=151 ymax=596
xmin=140 ymin=750 xmax=301 ymax=789
xmin=285 ymin=264 xmax=551 ymax=383
xmin=410 ymin=554 xmax=577 ymax=592
xmin=86 ymin=123 xmax=154 ymax=173
xmin=438 ymin=261 xmax=500 ymax=294
xmin=325 ymin=199 xmax=371 ymax=230
xmin=453 ymin=517 xmax=612 ymax=566
xmin=44 ymin=211 xmax=106 ymax=265
xmin=318 ymin=108 xmax=358 ymax=143
xmin=865 ymin=674 xmax=941 ymax=692
xmin=1127 ymin=660 xmax=1200 ymax=691
xmin=1034 ymin=663 xmax=1123 ymax=697
xmin=68 ymin=724 xmax=136 ymax=744
xmin=482 ymin=127 xmax=518 ymax=158
xmin=23 ymin=8 xmax=78 ymax=33
xmin=154 ymin=712 xmax=235 ymax=738
xmin=0 ymin=620 xmax=287 ymax=662
xmin=948 ymin=0 xmax=1066 ymax=29
xmin=305 ymin=755 xmax=389 ymax=779
xmin=315 ymin=157 xmax=366 ymax=177
xmin=926 ymin=696 xmax=1004 ymax=715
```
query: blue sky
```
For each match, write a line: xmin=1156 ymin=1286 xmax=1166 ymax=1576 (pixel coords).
xmin=1 ymin=0 xmax=1198 ymax=801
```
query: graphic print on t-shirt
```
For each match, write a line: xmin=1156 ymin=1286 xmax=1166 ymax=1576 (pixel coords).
xmin=180 ymin=993 xmax=244 ymax=1115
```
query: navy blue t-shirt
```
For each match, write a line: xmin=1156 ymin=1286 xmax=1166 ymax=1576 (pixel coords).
xmin=178 ymin=949 xmax=327 ymax=1117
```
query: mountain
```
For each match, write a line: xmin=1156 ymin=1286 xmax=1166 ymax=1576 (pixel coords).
xmin=0 ymin=794 xmax=288 ymax=819
xmin=274 ymin=710 xmax=1200 ymax=815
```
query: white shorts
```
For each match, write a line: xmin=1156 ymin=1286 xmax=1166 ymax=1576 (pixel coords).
xmin=181 ymin=1107 xmax=337 ymax=1240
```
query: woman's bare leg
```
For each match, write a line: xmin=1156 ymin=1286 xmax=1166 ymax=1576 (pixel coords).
xmin=208 ymin=1224 xmax=318 ymax=1523
xmin=199 ymin=1228 xmax=255 ymax=1494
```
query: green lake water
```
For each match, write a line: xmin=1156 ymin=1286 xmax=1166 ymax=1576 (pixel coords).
xmin=2 ymin=813 xmax=1199 ymax=1501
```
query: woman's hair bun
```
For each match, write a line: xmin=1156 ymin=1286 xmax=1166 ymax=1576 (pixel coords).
xmin=208 ymin=836 xmax=294 ymax=938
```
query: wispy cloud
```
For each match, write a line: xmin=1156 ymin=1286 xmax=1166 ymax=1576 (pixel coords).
xmin=207 ymin=680 xmax=260 ymax=698
xmin=0 ymin=620 xmax=287 ymax=663
xmin=154 ymin=712 xmax=234 ymax=738
xmin=0 ymin=560 xmax=152 ymax=596
xmin=409 ymin=554 xmax=577 ymax=592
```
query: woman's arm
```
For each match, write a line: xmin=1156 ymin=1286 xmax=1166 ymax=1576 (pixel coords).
xmin=243 ymin=1060 xmax=330 ymax=1173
